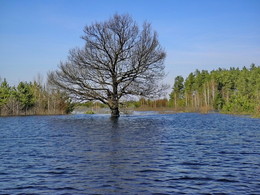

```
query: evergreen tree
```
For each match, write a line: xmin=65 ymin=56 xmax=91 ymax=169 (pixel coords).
xmin=16 ymin=82 xmax=35 ymax=114
xmin=170 ymin=76 xmax=184 ymax=108
xmin=0 ymin=78 xmax=74 ymax=116
xmin=0 ymin=79 xmax=11 ymax=107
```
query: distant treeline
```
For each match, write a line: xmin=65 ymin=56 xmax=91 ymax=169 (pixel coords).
xmin=0 ymin=79 xmax=74 ymax=116
xmin=123 ymin=64 xmax=260 ymax=116
xmin=1 ymin=64 xmax=259 ymax=117
xmin=169 ymin=64 xmax=260 ymax=115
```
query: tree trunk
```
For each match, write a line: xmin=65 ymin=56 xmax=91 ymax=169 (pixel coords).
xmin=207 ymin=83 xmax=210 ymax=106
xmin=174 ymin=93 xmax=177 ymax=108
xmin=110 ymin=94 xmax=120 ymax=118
xmin=185 ymin=92 xmax=188 ymax=107
xmin=204 ymin=86 xmax=207 ymax=106
xmin=111 ymin=106 xmax=120 ymax=118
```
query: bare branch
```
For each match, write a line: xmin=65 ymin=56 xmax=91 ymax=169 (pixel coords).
xmin=48 ymin=14 xmax=166 ymax=117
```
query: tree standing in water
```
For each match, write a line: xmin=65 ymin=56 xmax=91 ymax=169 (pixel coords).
xmin=48 ymin=14 xmax=166 ymax=117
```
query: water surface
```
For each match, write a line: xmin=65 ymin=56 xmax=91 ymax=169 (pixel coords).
xmin=0 ymin=113 xmax=259 ymax=194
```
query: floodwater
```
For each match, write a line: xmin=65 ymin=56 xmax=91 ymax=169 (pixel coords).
xmin=0 ymin=113 xmax=259 ymax=194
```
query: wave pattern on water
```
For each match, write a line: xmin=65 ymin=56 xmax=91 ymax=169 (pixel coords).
xmin=0 ymin=113 xmax=259 ymax=194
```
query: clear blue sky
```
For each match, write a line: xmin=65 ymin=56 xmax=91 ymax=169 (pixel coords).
xmin=1 ymin=0 xmax=260 ymax=86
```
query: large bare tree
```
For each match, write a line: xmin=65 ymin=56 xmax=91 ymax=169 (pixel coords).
xmin=48 ymin=14 xmax=166 ymax=117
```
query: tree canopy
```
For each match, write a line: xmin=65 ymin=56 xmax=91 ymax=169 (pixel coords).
xmin=0 ymin=79 xmax=73 ymax=116
xmin=169 ymin=64 xmax=260 ymax=115
xmin=48 ymin=14 xmax=166 ymax=117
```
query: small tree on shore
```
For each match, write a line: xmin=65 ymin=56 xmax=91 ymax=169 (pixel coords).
xmin=48 ymin=14 xmax=167 ymax=117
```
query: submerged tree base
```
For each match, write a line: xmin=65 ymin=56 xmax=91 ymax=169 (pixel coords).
xmin=111 ymin=108 xmax=120 ymax=118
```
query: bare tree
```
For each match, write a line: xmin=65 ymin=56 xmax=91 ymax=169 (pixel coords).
xmin=48 ymin=14 xmax=167 ymax=117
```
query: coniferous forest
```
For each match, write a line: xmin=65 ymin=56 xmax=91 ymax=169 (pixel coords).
xmin=169 ymin=64 xmax=260 ymax=116
xmin=0 ymin=79 xmax=74 ymax=116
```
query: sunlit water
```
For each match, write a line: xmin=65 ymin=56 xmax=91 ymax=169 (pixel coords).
xmin=0 ymin=113 xmax=259 ymax=194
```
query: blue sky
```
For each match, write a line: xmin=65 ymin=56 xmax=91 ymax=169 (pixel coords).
xmin=0 ymin=0 xmax=260 ymax=86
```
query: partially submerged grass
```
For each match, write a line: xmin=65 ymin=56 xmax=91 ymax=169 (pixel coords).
xmin=85 ymin=110 xmax=95 ymax=114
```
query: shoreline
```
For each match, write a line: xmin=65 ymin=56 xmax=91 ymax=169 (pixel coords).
xmin=1 ymin=107 xmax=259 ymax=118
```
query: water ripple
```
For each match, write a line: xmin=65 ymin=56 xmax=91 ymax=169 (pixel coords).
xmin=0 ymin=113 xmax=259 ymax=194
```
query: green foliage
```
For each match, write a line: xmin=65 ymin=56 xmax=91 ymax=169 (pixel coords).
xmin=79 ymin=101 xmax=94 ymax=108
xmin=85 ymin=110 xmax=95 ymax=114
xmin=184 ymin=73 xmax=195 ymax=93
xmin=169 ymin=76 xmax=185 ymax=108
xmin=77 ymin=101 xmax=108 ymax=109
xmin=124 ymin=101 xmax=141 ymax=108
xmin=222 ymin=94 xmax=255 ymax=113
xmin=123 ymin=98 xmax=169 ymax=109
xmin=65 ymin=99 xmax=75 ymax=114
xmin=213 ymin=93 xmax=225 ymax=110
xmin=0 ymin=79 xmax=11 ymax=107
xmin=173 ymin=76 xmax=184 ymax=94
xmin=16 ymin=82 xmax=35 ymax=112
xmin=0 ymin=79 xmax=74 ymax=116
xmin=170 ymin=64 xmax=260 ymax=115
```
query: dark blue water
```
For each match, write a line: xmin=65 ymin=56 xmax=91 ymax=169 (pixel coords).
xmin=0 ymin=113 xmax=259 ymax=194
